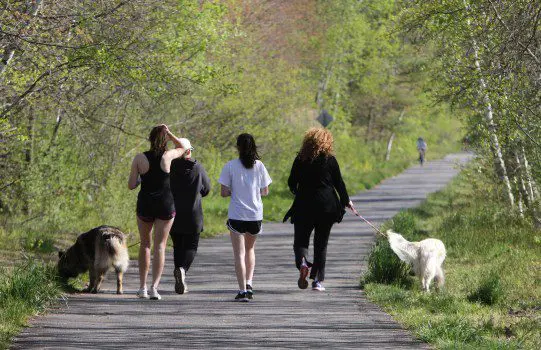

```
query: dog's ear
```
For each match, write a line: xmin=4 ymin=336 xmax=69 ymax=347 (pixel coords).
xmin=58 ymin=250 xmax=65 ymax=259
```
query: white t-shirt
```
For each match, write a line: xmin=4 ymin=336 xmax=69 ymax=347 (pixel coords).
xmin=218 ymin=159 xmax=272 ymax=221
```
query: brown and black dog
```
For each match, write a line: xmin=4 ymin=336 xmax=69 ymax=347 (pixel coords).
xmin=58 ymin=225 xmax=129 ymax=294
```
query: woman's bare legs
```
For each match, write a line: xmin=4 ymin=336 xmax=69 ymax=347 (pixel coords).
xmin=244 ymin=233 xmax=257 ymax=283
xmin=137 ymin=217 xmax=154 ymax=289
xmin=230 ymin=231 xmax=246 ymax=290
xmin=231 ymin=231 xmax=257 ymax=290
xmin=151 ymin=218 xmax=173 ymax=289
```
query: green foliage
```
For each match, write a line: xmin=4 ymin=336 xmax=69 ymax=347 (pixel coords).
xmin=0 ymin=261 xmax=62 ymax=349
xmin=399 ymin=0 xmax=541 ymax=220
xmin=363 ymin=166 xmax=541 ymax=348
xmin=467 ymin=271 xmax=505 ymax=306
xmin=0 ymin=0 xmax=463 ymax=256
xmin=392 ymin=211 xmax=417 ymax=236
xmin=362 ymin=237 xmax=412 ymax=287
xmin=361 ymin=211 xmax=418 ymax=287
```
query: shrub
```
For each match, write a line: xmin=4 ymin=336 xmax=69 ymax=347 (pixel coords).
xmin=467 ymin=271 xmax=505 ymax=306
xmin=361 ymin=237 xmax=412 ymax=287
xmin=0 ymin=260 xmax=62 ymax=348
xmin=392 ymin=211 xmax=417 ymax=235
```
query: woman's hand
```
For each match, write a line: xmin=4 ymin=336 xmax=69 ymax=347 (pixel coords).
xmin=160 ymin=124 xmax=171 ymax=137
xmin=346 ymin=200 xmax=356 ymax=212
xmin=221 ymin=184 xmax=232 ymax=197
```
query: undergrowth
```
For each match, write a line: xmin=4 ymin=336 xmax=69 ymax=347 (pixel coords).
xmin=362 ymin=166 xmax=541 ymax=349
xmin=0 ymin=260 xmax=63 ymax=349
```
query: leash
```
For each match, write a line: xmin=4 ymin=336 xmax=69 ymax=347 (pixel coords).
xmin=126 ymin=232 xmax=141 ymax=249
xmin=127 ymin=241 xmax=141 ymax=249
xmin=349 ymin=206 xmax=387 ymax=238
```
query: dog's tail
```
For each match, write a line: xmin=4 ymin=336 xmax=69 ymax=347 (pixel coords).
xmin=386 ymin=229 xmax=419 ymax=264
xmin=104 ymin=235 xmax=124 ymax=255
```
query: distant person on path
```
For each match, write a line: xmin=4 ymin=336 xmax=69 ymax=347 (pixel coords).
xmin=169 ymin=138 xmax=210 ymax=294
xmin=219 ymin=133 xmax=272 ymax=302
xmin=284 ymin=127 xmax=353 ymax=291
xmin=417 ymin=137 xmax=427 ymax=166
xmin=128 ymin=124 xmax=185 ymax=300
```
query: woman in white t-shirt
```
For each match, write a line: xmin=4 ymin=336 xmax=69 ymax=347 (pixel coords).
xmin=219 ymin=133 xmax=272 ymax=302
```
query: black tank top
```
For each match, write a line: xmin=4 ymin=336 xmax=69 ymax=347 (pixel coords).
xmin=136 ymin=151 xmax=175 ymax=217
xmin=140 ymin=151 xmax=171 ymax=195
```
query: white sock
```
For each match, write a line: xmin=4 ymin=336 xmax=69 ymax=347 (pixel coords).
xmin=246 ymin=280 xmax=253 ymax=287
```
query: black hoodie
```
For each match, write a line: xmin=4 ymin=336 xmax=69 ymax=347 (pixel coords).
xmin=170 ymin=158 xmax=211 ymax=234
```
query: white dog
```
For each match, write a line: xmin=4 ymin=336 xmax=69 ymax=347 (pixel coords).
xmin=386 ymin=229 xmax=446 ymax=292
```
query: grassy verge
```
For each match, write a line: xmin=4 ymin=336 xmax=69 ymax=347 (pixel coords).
xmin=0 ymin=261 xmax=63 ymax=349
xmin=362 ymin=168 xmax=541 ymax=349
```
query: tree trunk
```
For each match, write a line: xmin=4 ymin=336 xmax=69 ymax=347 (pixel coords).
xmin=521 ymin=147 xmax=537 ymax=203
xmin=0 ymin=46 xmax=15 ymax=76
xmin=48 ymin=108 xmax=63 ymax=151
xmin=464 ymin=0 xmax=515 ymax=208
xmin=366 ymin=107 xmax=374 ymax=142
xmin=315 ymin=64 xmax=333 ymax=110
xmin=514 ymin=176 xmax=524 ymax=218
xmin=0 ymin=1 xmax=43 ymax=76
xmin=384 ymin=109 xmax=404 ymax=162
xmin=385 ymin=133 xmax=395 ymax=162
xmin=515 ymin=153 xmax=530 ymax=208
xmin=25 ymin=113 xmax=35 ymax=164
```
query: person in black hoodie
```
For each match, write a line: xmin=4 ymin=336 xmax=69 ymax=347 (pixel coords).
xmin=169 ymin=138 xmax=210 ymax=294
xmin=284 ymin=128 xmax=353 ymax=292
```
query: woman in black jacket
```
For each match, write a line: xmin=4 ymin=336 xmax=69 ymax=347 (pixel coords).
xmin=284 ymin=128 xmax=353 ymax=291
xmin=169 ymin=138 xmax=211 ymax=294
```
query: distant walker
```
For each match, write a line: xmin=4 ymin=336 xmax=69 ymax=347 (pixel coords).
xmin=417 ymin=137 xmax=427 ymax=166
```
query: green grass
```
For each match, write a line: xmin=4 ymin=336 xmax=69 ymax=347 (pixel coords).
xmin=0 ymin=129 xmax=462 ymax=347
xmin=0 ymin=260 xmax=63 ymax=349
xmin=362 ymin=168 xmax=541 ymax=349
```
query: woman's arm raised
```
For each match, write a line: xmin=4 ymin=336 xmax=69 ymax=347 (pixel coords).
xmin=160 ymin=125 xmax=185 ymax=171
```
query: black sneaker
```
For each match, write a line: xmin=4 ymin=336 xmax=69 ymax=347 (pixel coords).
xmin=235 ymin=291 xmax=249 ymax=302
xmin=246 ymin=284 xmax=253 ymax=300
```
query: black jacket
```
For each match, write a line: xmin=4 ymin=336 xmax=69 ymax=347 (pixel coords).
xmin=170 ymin=158 xmax=210 ymax=234
xmin=283 ymin=155 xmax=350 ymax=223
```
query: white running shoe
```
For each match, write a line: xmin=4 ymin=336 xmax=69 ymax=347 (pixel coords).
xmin=149 ymin=287 xmax=161 ymax=300
xmin=136 ymin=288 xmax=149 ymax=299
xmin=174 ymin=267 xmax=187 ymax=294
xmin=312 ymin=281 xmax=326 ymax=291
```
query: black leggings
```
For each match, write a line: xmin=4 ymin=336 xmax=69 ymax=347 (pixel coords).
xmin=293 ymin=214 xmax=334 ymax=282
xmin=170 ymin=232 xmax=200 ymax=271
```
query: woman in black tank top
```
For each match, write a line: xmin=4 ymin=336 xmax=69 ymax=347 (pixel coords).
xmin=128 ymin=124 xmax=186 ymax=300
xmin=136 ymin=150 xmax=175 ymax=221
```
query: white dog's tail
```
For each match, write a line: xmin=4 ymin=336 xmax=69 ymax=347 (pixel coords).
xmin=386 ymin=229 xmax=419 ymax=264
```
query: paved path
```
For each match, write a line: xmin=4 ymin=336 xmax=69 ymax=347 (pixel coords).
xmin=12 ymin=153 xmax=471 ymax=349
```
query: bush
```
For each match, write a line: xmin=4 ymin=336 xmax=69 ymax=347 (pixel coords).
xmin=0 ymin=260 xmax=62 ymax=348
xmin=467 ymin=271 xmax=505 ymax=305
xmin=391 ymin=211 xmax=417 ymax=235
xmin=361 ymin=238 xmax=412 ymax=287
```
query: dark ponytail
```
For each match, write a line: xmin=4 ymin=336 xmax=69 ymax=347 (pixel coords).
xmin=148 ymin=125 xmax=168 ymax=156
xmin=237 ymin=133 xmax=260 ymax=169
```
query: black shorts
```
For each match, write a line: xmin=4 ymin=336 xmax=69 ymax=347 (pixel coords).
xmin=136 ymin=193 xmax=175 ymax=222
xmin=227 ymin=219 xmax=262 ymax=235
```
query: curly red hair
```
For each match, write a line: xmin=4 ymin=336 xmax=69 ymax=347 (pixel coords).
xmin=298 ymin=127 xmax=334 ymax=162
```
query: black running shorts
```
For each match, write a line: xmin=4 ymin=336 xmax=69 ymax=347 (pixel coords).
xmin=226 ymin=219 xmax=262 ymax=235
